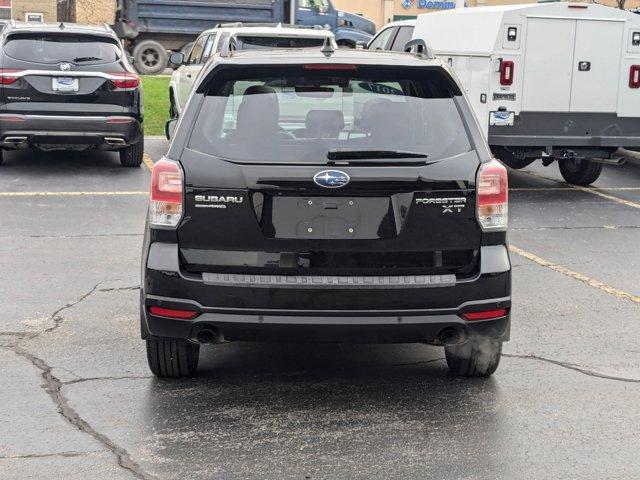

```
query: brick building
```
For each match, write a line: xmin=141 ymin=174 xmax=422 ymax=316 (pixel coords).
xmin=9 ymin=0 xmax=57 ymax=22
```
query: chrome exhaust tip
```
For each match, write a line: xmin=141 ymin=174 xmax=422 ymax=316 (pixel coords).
xmin=3 ymin=136 xmax=28 ymax=144
xmin=104 ymin=137 xmax=126 ymax=146
xmin=195 ymin=328 xmax=219 ymax=344
xmin=438 ymin=327 xmax=467 ymax=346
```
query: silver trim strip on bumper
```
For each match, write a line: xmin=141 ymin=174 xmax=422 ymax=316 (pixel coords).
xmin=202 ymin=272 xmax=456 ymax=289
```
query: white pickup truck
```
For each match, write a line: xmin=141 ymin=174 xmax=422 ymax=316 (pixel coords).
xmin=168 ymin=24 xmax=336 ymax=117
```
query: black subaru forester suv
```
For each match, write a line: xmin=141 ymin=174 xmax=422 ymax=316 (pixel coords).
xmin=141 ymin=44 xmax=511 ymax=378
xmin=0 ymin=21 xmax=143 ymax=166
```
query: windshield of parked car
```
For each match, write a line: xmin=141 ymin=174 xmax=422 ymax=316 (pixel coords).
xmin=4 ymin=33 xmax=122 ymax=65
xmin=189 ymin=66 xmax=471 ymax=163
xmin=236 ymin=36 xmax=328 ymax=49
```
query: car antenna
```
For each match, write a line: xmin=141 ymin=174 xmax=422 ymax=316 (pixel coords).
xmin=320 ymin=37 xmax=335 ymax=58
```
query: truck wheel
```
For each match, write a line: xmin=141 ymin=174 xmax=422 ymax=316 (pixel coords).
xmin=445 ymin=337 xmax=502 ymax=377
xmin=120 ymin=136 xmax=144 ymax=167
xmin=146 ymin=338 xmax=200 ymax=377
xmin=559 ymin=158 xmax=603 ymax=185
xmin=133 ymin=40 xmax=168 ymax=75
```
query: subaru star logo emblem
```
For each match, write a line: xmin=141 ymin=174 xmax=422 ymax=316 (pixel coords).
xmin=60 ymin=63 xmax=71 ymax=71
xmin=313 ymin=170 xmax=350 ymax=189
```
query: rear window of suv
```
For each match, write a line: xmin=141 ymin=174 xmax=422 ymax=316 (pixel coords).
xmin=189 ymin=65 xmax=471 ymax=163
xmin=4 ymin=33 xmax=122 ymax=65
xmin=236 ymin=36 xmax=328 ymax=49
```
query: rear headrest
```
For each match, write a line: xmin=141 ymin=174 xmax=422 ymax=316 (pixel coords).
xmin=305 ymin=110 xmax=345 ymax=134
xmin=243 ymin=85 xmax=277 ymax=96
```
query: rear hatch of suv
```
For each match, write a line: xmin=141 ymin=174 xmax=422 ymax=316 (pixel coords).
xmin=0 ymin=29 xmax=138 ymax=116
xmin=173 ymin=63 xmax=484 ymax=310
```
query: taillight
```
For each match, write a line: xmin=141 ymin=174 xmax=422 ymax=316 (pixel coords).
xmin=149 ymin=306 xmax=198 ymax=320
xmin=630 ymin=65 xmax=640 ymax=89
xmin=500 ymin=60 xmax=514 ymax=86
xmin=0 ymin=69 xmax=22 ymax=85
xmin=149 ymin=158 xmax=183 ymax=228
xmin=461 ymin=308 xmax=508 ymax=321
xmin=477 ymin=159 xmax=508 ymax=231
xmin=111 ymin=72 xmax=140 ymax=89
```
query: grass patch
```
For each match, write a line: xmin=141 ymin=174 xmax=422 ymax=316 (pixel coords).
xmin=142 ymin=76 xmax=170 ymax=136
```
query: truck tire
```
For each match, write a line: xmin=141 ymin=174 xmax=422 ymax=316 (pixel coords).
xmin=146 ymin=338 xmax=200 ymax=377
xmin=120 ymin=136 xmax=144 ymax=167
xmin=133 ymin=40 xmax=168 ymax=75
xmin=559 ymin=158 xmax=603 ymax=185
xmin=445 ymin=337 xmax=502 ymax=377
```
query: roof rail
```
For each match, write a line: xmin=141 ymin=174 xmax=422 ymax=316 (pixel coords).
xmin=217 ymin=22 xmax=244 ymax=28
xmin=404 ymin=39 xmax=435 ymax=59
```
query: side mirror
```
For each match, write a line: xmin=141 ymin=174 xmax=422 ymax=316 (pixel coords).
xmin=355 ymin=41 xmax=368 ymax=50
xmin=169 ymin=52 xmax=185 ymax=67
xmin=165 ymin=118 xmax=178 ymax=140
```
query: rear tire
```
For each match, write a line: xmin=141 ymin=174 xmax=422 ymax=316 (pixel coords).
xmin=559 ymin=158 xmax=603 ymax=185
xmin=445 ymin=337 xmax=502 ymax=377
xmin=146 ymin=338 xmax=200 ymax=377
xmin=120 ymin=136 xmax=143 ymax=168
xmin=133 ymin=40 xmax=168 ymax=75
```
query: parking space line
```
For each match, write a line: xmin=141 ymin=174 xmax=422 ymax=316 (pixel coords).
xmin=521 ymin=169 xmax=640 ymax=209
xmin=510 ymin=245 xmax=640 ymax=304
xmin=0 ymin=191 xmax=147 ymax=197
xmin=143 ymin=153 xmax=154 ymax=171
xmin=570 ymin=185 xmax=640 ymax=210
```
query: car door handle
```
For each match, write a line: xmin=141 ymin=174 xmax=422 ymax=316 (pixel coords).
xmin=186 ymin=73 xmax=192 ymax=78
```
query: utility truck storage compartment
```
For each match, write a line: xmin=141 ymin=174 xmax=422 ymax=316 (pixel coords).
xmin=413 ymin=3 xmax=640 ymax=184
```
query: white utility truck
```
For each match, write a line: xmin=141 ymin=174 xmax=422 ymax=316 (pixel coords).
xmin=413 ymin=3 xmax=640 ymax=184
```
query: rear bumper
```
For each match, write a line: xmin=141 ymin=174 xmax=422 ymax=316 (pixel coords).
xmin=141 ymin=243 xmax=512 ymax=344
xmin=488 ymin=112 xmax=640 ymax=149
xmin=0 ymin=114 xmax=142 ymax=149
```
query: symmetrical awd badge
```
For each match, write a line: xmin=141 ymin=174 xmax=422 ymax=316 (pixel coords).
xmin=313 ymin=170 xmax=350 ymax=189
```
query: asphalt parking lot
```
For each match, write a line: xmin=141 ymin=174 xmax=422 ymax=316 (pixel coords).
xmin=1 ymin=140 xmax=639 ymax=479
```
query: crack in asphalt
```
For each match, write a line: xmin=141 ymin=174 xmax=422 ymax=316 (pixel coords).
xmin=99 ymin=285 xmax=140 ymax=293
xmin=44 ymin=282 xmax=103 ymax=333
xmin=503 ymin=354 xmax=640 ymax=384
xmin=10 ymin=345 xmax=155 ymax=480
xmin=63 ymin=375 xmax=153 ymax=385
xmin=6 ymin=283 xmax=156 ymax=480
xmin=0 ymin=451 xmax=100 ymax=460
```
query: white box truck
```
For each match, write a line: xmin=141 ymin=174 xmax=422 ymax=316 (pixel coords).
xmin=412 ymin=3 xmax=640 ymax=184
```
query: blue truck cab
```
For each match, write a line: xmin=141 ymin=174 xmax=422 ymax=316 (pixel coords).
xmin=115 ymin=0 xmax=376 ymax=74
xmin=296 ymin=0 xmax=375 ymax=46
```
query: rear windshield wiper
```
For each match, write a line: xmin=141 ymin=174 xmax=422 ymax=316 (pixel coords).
xmin=327 ymin=148 xmax=428 ymax=161
xmin=73 ymin=56 xmax=102 ymax=63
